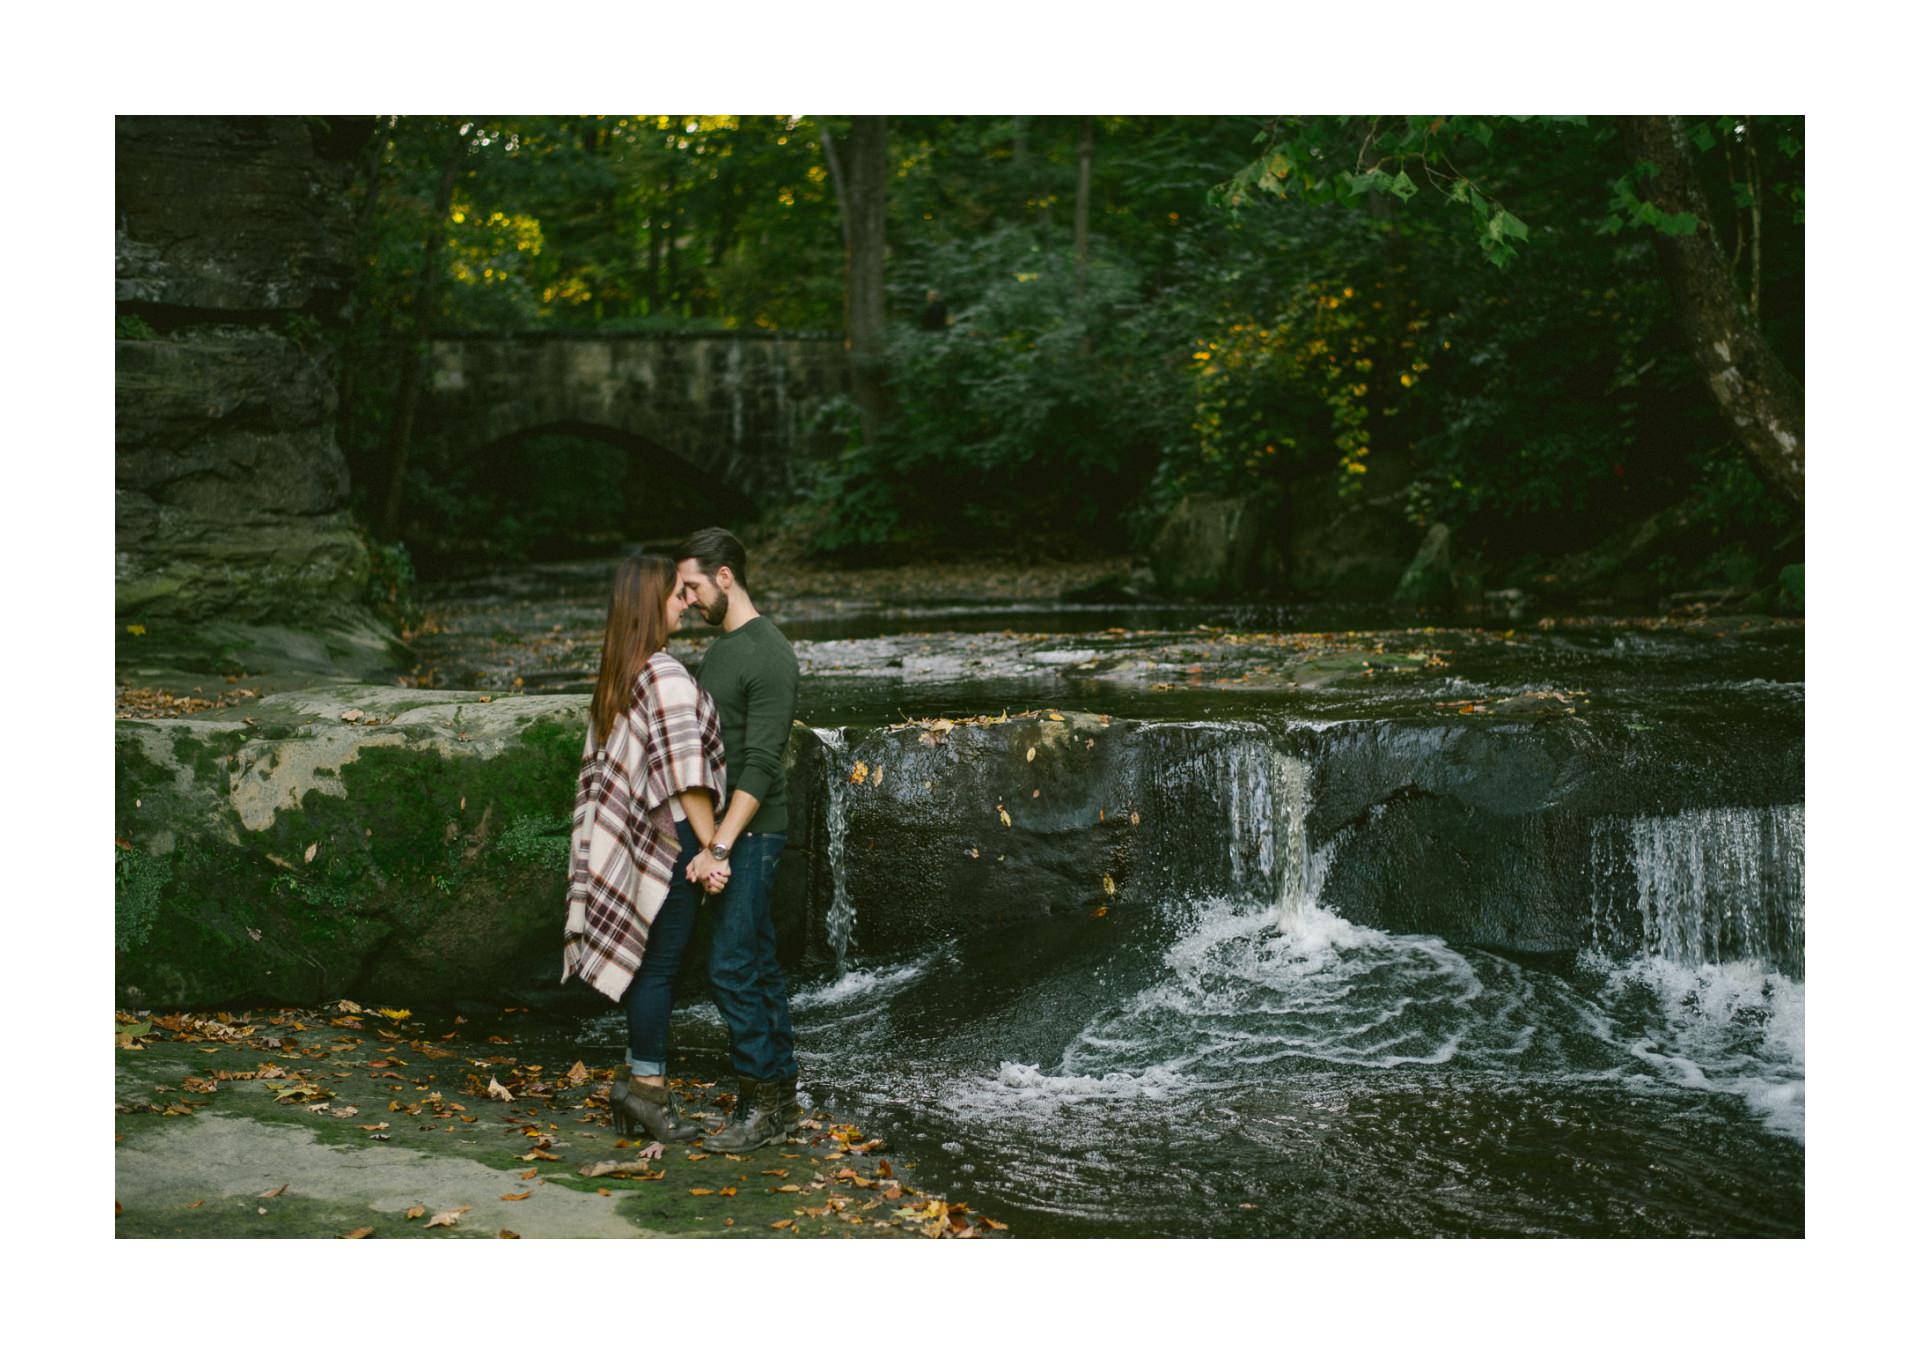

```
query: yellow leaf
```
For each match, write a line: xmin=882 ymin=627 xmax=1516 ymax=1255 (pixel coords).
xmin=125 ymin=624 xmax=147 ymax=637
xmin=771 ymin=1219 xmax=793 ymax=1229
xmin=376 ymin=1007 xmax=412 ymax=1021
xmin=997 ymin=807 xmax=1011 ymax=828
xmin=405 ymin=1205 xmax=426 ymax=1219
xmin=341 ymin=1225 xmax=374 ymax=1239
xmin=1025 ymin=747 xmax=1036 ymax=763
xmin=849 ymin=761 xmax=869 ymax=785
xmin=500 ymin=1191 xmax=531 ymax=1202
xmin=1103 ymin=875 xmax=1115 ymax=897
xmin=303 ymin=842 xmax=319 ymax=863
xmin=689 ymin=1188 xmax=715 ymax=1196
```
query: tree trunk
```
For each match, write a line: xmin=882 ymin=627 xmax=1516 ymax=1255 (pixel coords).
xmin=818 ymin=124 xmax=853 ymax=256
xmin=1620 ymin=115 xmax=1803 ymax=503
xmin=844 ymin=116 xmax=892 ymax=445
xmin=379 ymin=121 xmax=464 ymax=541
xmin=1074 ymin=116 xmax=1094 ymax=297
xmin=336 ymin=125 xmax=390 ymax=451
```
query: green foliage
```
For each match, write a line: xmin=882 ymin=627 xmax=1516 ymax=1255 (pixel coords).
xmin=116 ymin=313 xmax=159 ymax=340
xmin=115 ymin=848 xmax=170 ymax=951
xmin=335 ymin=113 xmax=1803 ymax=585
xmin=365 ymin=539 xmax=419 ymax=630
xmin=500 ymin=815 xmax=572 ymax=868
xmin=792 ymin=226 xmax=1182 ymax=556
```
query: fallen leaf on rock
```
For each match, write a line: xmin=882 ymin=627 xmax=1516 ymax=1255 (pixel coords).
xmin=342 ymin=1226 xmax=374 ymax=1239
xmin=686 ymin=1152 xmax=710 ymax=1161
xmin=771 ymin=1219 xmax=793 ymax=1230
xmin=304 ymin=842 xmax=319 ymax=863
xmin=1026 ymin=747 xmax=1036 ymax=763
xmin=259 ymin=1183 xmax=289 ymax=1199
xmin=519 ymin=1168 xmax=539 ymax=1180
xmin=405 ymin=1205 xmax=426 ymax=1219
xmin=500 ymin=1191 xmax=532 ymax=1202
xmin=1103 ymin=875 xmax=1116 ymax=898
xmin=998 ymin=806 xmax=1011 ymax=828
xmin=425 ymin=1206 xmax=470 ymax=1229
xmin=185 ymin=1200 xmax=203 ymax=1210
xmin=498 ymin=1229 xmax=520 ymax=1239
xmin=486 ymin=1077 xmax=514 ymax=1102
xmin=849 ymin=761 xmax=869 ymax=786
xmin=566 ymin=1060 xmax=589 ymax=1085
xmin=688 ymin=1188 xmax=715 ymax=1196
xmin=376 ymin=1008 xmax=412 ymax=1021
xmin=718 ymin=1187 xmax=737 ymax=1197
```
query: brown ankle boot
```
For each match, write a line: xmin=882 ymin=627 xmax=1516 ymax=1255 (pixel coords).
xmin=611 ymin=1074 xmax=700 ymax=1143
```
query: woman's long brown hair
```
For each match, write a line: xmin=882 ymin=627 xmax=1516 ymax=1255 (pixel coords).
xmin=590 ymin=552 xmax=677 ymax=743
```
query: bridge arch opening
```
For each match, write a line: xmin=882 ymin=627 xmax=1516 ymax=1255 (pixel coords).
xmin=410 ymin=419 xmax=752 ymax=574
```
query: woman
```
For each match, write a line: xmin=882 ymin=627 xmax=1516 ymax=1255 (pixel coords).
xmin=562 ymin=552 xmax=731 ymax=1144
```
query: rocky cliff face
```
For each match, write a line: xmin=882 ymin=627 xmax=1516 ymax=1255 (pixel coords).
xmin=116 ymin=116 xmax=399 ymax=674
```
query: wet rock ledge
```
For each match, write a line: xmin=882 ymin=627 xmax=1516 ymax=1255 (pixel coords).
xmin=116 ymin=685 xmax=1802 ymax=1009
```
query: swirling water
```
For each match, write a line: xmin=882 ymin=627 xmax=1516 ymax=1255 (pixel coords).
xmin=769 ymin=747 xmax=1804 ymax=1236
xmin=580 ymin=736 xmax=1803 ymax=1235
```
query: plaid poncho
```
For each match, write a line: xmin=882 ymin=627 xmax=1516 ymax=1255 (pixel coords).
xmin=561 ymin=651 xmax=726 ymax=1003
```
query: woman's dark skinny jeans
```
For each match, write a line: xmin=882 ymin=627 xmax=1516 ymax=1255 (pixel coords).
xmin=619 ymin=819 xmax=703 ymax=1078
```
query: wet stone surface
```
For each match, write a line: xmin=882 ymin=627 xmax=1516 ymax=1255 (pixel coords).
xmin=114 ymin=1004 xmax=1002 ymax=1239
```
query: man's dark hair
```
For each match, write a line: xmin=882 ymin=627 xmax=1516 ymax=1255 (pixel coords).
xmin=676 ymin=526 xmax=749 ymax=591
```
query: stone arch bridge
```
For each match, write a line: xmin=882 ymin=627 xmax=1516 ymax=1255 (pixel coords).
xmin=423 ymin=330 xmax=849 ymax=508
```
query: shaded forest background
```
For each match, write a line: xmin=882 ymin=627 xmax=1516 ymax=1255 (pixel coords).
xmin=308 ymin=114 xmax=1803 ymax=605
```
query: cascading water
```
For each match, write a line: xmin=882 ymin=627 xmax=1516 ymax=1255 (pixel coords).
xmin=632 ymin=720 xmax=1806 ymax=1235
xmin=1588 ymin=804 xmax=1805 ymax=975
xmin=1581 ymin=803 xmax=1806 ymax=1138
xmin=811 ymin=727 xmax=856 ymax=973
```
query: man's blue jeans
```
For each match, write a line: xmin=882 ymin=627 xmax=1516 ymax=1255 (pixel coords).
xmin=619 ymin=820 xmax=703 ymax=1078
xmin=706 ymin=832 xmax=798 ymax=1082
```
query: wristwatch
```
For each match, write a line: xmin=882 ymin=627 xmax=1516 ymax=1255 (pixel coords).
xmin=709 ymin=841 xmax=731 ymax=863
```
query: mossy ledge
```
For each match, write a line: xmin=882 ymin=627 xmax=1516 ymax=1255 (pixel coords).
xmin=116 ymin=685 xmax=590 ymax=1010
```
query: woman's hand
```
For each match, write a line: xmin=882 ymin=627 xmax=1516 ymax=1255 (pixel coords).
xmin=702 ymin=864 xmax=731 ymax=895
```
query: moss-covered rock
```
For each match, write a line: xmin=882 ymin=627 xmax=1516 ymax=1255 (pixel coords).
xmin=116 ymin=687 xmax=593 ymax=1010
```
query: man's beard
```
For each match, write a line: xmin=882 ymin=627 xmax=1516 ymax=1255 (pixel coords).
xmin=702 ymin=590 xmax=729 ymax=627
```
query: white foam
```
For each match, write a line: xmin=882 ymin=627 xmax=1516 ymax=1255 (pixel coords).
xmin=1592 ymin=954 xmax=1805 ymax=1140
xmin=790 ymin=955 xmax=934 ymax=1012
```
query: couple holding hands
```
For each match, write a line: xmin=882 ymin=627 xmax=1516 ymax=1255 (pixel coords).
xmin=561 ymin=528 xmax=803 ymax=1154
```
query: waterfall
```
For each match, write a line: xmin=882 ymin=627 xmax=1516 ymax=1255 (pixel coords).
xmin=811 ymin=727 xmax=855 ymax=972
xmin=1147 ymin=725 xmax=1318 ymax=926
xmin=1589 ymin=804 xmax=1805 ymax=976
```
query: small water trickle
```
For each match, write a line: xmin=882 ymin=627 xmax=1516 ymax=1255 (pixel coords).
xmin=1589 ymin=804 xmax=1805 ymax=975
xmin=812 ymin=727 xmax=855 ymax=973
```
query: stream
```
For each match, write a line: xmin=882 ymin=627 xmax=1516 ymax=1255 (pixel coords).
xmin=414 ymin=557 xmax=1805 ymax=1237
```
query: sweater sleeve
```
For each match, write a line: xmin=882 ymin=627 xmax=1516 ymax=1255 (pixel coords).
xmin=732 ymin=644 xmax=798 ymax=808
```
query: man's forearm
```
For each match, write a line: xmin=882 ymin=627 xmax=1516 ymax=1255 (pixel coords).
xmin=713 ymin=790 xmax=761 ymax=846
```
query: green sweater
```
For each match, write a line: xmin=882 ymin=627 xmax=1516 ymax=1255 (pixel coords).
xmin=697 ymin=616 xmax=800 ymax=835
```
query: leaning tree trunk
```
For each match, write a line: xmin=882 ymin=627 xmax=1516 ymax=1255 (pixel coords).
xmin=844 ymin=116 xmax=893 ymax=446
xmin=1621 ymin=115 xmax=1804 ymax=504
xmin=379 ymin=121 xmax=465 ymax=541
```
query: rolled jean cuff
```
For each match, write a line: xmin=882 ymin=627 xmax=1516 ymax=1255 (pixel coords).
xmin=627 ymin=1055 xmax=666 ymax=1078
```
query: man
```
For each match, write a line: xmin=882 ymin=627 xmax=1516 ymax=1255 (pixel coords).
xmin=674 ymin=527 xmax=802 ymax=1152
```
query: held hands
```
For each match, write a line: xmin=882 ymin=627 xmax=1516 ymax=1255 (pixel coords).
xmin=686 ymin=848 xmax=731 ymax=895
